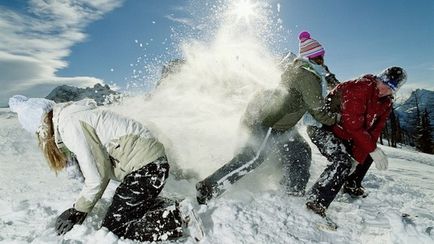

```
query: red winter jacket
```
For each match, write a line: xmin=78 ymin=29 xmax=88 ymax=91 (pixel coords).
xmin=330 ymin=75 xmax=392 ymax=164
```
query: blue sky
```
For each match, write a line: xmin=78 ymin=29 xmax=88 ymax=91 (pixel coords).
xmin=0 ymin=0 xmax=433 ymax=106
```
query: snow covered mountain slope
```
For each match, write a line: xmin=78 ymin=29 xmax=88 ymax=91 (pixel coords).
xmin=45 ymin=83 xmax=120 ymax=106
xmin=395 ymin=89 xmax=434 ymax=137
xmin=1 ymin=108 xmax=433 ymax=244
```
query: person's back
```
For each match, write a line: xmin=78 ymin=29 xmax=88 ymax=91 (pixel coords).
xmin=327 ymin=75 xmax=392 ymax=163
xmin=55 ymin=100 xmax=166 ymax=181
xmin=243 ymin=58 xmax=337 ymax=131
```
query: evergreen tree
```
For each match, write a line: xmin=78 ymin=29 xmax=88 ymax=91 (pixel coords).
xmin=389 ymin=108 xmax=400 ymax=147
xmin=381 ymin=104 xmax=404 ymax=148
xmin=414 ymin=108 xmax=434 ymax=154
xmin=405 ymin=91 xmax=423 ymax=147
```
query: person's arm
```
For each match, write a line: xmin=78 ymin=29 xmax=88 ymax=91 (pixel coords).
xmin=295 ymin=68 xmax=339 ymax=126
xmin=61 ymin=119 xmax=111 ymax=213
xmin=55 ymin=118 xmax=111 ymax=235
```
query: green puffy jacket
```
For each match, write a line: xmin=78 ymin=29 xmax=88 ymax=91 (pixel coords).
xmin=243 ymin=58 xmax=338 ymax=131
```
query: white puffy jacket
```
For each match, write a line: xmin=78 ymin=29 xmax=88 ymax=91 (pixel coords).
xmin=53 ymin=100 xmax=166 ymax=213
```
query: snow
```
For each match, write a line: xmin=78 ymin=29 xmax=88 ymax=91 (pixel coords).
xmin=1 ymin=1 xmax=433 ymax=243
xmin=1 ymin=108 xmax=434 ymax=244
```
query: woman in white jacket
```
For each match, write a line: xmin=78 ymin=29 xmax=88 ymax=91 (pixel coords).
xmin=8 ymin=95 xmax=183 ymax=241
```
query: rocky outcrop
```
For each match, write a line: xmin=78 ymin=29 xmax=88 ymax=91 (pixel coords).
xmin=45 ymin=83 xmax=120 ymax=105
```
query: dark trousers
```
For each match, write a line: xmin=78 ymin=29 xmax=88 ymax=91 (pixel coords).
xmin=346 ymin=156 xmax=373 ymax=187
xmin=199 ymin=126 xmax=311 ymax=199
xmin=102 ymin=157 xmax=182 ymax=242
xmin=306 ymin=126 xmax=353 ymax=208
xmin=276 ymin=130 xmax=312 ymax=194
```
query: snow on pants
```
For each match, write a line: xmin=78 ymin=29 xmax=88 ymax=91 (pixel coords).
xmin=199 ymin=125 xmax=311 ymax=199
xmin=346 ymin=155 xmax=373 ymax=187
xmin=306 ymin=126 xmax=353 ymax=208
xmin=101 ymin=157 xmax=183 ymax=242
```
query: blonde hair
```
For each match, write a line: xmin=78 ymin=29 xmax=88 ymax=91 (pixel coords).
xmin=37 ymin=111 xmax=67 ymax=173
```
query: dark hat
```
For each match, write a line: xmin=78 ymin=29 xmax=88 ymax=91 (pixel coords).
xmin=377 ymin=67 xmax=407 ymax=92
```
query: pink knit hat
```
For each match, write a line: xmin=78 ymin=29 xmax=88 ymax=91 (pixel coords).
xmin=298 ymin=31 xmax=325 ymax=59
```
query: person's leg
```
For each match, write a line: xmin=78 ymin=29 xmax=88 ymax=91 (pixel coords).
xmin=122 ymin=197 xmax=183 ymax=242
xmin=305 ymin=126 xmax=353 ymax=215
xmin=347 ymin=156 xmax=373 ymax=186
xmin=343 ymin=156 xmax=373 ymax=196
xmin=277 ymin=130 xmax=312 ymax=196
xmin=196 ymin=126 xmax=272 ymax=204
xmin=102 ymin=157 xmax=181 ymax=241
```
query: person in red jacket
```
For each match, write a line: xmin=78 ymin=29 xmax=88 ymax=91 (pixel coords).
xmin=305 ymin=67 xmax=407 ymax=217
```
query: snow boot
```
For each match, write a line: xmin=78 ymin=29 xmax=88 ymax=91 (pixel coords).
xmin=196 ymin=181 xmax=214 ymax=205
xmin=306 ymin=201 xmax=326 ymax=217
xmin=343 ymin=182 xmax=367 ymax=198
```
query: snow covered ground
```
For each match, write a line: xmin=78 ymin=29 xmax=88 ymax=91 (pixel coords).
xmin=1 ymin=107 xmax=433 ymax=244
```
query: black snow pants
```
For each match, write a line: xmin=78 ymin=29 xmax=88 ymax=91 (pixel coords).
xmin=102 ymin=157 xmax=183 ymax=242
xmin=198 ymin=125 xmax=312 ymax=200
xmin=345 ymin=156 xmax=374 ymax=187
xmin=306 ymin=126 xmax=354 ymax=209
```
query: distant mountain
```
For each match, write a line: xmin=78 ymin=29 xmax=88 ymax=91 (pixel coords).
xmin=45 ymin=83 xmax=120 ymax=105
xmin=395 ymin=89 xmax=434 ymax=136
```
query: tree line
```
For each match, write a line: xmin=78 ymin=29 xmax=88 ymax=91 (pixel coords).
xmin=380 ymin=90 xmax=434 ymax=154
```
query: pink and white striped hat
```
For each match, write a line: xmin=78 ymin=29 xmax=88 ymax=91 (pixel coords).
xmin=298 ymin=31 xmax=325 ymax=59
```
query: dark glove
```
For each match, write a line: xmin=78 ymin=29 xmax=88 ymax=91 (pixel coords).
xmin=55 ymin=208 xmax=87 ymax=235
xmin=325 ymin=73 xmax=339 ymax=86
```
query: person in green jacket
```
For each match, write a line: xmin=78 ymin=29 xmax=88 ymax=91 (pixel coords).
xmin=196 ymin=31 xmax=340 ymax=204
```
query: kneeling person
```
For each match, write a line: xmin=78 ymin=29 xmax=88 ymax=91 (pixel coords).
xmin=9 ymin=96 xmax=183 ymax=242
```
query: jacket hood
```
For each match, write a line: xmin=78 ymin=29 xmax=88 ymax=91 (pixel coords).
xmin=293 ymin=58 xmax=326 ymax=79
xmin=292 ymin=57 xmax=309 ymax=67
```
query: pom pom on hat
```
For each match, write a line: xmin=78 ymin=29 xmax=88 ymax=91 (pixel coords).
xmin=298 ymin=31 xmax=311 ymax=41
xmin=8 ymin=95 xmax=55 ymax=134
xmin=298 ymin=31 xmax=325 ymax=59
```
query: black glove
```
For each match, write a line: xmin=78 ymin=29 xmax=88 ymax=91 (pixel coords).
xmin=325 ymin=73 xmax=339 ymax=85
xmin=55 ymin=208 xmax=87 ymax=235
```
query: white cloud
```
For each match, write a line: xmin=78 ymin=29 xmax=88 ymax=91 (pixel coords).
xmin=165 ymin=14 xmax=194 ymax=27
xmin=0 ymin=0 xmax=124 ymax=107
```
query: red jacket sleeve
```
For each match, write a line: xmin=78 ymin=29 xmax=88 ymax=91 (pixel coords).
xmin=340 ymin=86 xmax=377 ymax=155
